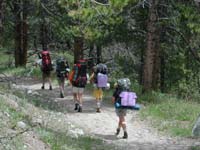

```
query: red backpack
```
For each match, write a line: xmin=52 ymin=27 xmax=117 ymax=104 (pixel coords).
xmin=72 ymin=59 xmax=87 ymax=87
xmin=41 ymin=50 xmax=53 ymax=72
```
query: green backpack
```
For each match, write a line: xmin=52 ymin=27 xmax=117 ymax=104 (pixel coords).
xmin=56 ymin=58 xmax=67 ymax=77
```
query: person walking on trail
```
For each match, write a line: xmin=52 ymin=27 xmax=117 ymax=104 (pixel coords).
xmin=69 ymin=59 xmax=87 ymax=112
xmin=56 ymin=57 xmax=70 ymax=98
xmin=90 ymin=64 xmax=108 ymax=113
xmin=40 ymin=48 xmax=53 ymax=90
xmin=112 ymin=78 xmax=137 ymax=139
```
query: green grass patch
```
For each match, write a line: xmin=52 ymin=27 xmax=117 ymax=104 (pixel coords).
xmin=0 ymin=96 xmax=28 ymax=127
xmin=37 ymin=128 xmax=115 ymax=150
xmin=140 ymin=93 xmax=200 ymax=137
xmin=190 ymin=145 xmax=200 ymax=150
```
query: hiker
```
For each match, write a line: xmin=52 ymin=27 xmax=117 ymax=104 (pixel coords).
xmin=40 ymin=48 xmax=53 ymax=90
xmin=69 ymin=59 xmax=87 ymax=112
xmin=90 ymin=64 xmax=108 ymax=113
xmin=56 ymin=57 xmax=70 ymax=98
xmin=112 ymin=78 xmax=137 ymax=139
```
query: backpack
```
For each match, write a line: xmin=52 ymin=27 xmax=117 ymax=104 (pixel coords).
xmin=117 ymin=78 xmax=131 ymax=91
xmin=56 ymin=58 xmax=67 ymax=78
xmin=41 ymin=50 xmax=53 ymax=72
xmin=115 ymin=91 xmax=137 ymax=109
xmin=72 ymin=60 xmax=87 ymax=87
xmin=94 ymin=63 xmax=108 ymax=88
xmin=115 ymin=78 xmax=138 ymax=109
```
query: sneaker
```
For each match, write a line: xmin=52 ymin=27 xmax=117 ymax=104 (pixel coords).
xmin=78 ymin=106 xmax=82 ymax=112
xmin=74 ymin=103 xmax=79 ymax=111
xmin=60 ymin=92 xmax=64 ymax=98
xmin=115 ymin=128 xmax=120 ymax=135
xmin=41 ymin=86 xmax=44 ymax=89
xmin=123 ymin=131 xmax=128 ymax=139
xmin=96 ymin=108 xmax=101 ymax=113
xmin=49 ymin=86 xmax=52 ymax=90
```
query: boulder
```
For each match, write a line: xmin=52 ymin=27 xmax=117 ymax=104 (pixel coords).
xmin=192 ymin=115 xmax=200 ymax=137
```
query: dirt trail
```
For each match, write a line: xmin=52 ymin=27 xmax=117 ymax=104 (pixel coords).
xmin=15 ymin=78 xmax=200 ymax=150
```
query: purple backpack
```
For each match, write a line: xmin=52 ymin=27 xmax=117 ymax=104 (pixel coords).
xmin=97 ymin=73 xmax=108 ymax=88
xmin=119 ymin=91 xmax=137 ymax=107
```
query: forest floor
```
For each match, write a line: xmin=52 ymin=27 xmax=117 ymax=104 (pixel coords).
xmin=3 ymin=77 xmax=200 ymax=150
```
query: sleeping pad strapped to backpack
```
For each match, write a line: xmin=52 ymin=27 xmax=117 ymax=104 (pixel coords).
xmin=115 ymin=78 xmax=137 ymax=109
xmin=94 ymin=63 xmax=108 ymax=88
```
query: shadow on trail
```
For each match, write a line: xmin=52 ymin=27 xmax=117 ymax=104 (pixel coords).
xmin=23 ymin=80 xmax=114 ymax=114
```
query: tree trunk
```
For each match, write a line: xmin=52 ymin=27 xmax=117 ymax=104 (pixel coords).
xmin=21 ymin=0 xmax=28 ymax=66
xmin=40 ymin=0 xmax=49 ymax=50
xmin=142 ymin=0 xmax=160 ymax=92
xmin=0 ymin=0 xmax=4 ymax=46
xmin=14 ymin=0 xmax=21 ymax=67
xmin=14 ymin=0 xmax=28 ymax=67
xmin=40 ymin=20 xmax=48 ymax=50
xmin=160 ymin=54 xmax=165 ymax=92
xmin=74 ymin=36 xmax=83 ymax=63
xmin=96 ymin=44 xmax=102 ymax=64
xmin=139 ymin=48 xmax=144 ymax=85
xmin=88 ymin=43 xmax=95 ymax=69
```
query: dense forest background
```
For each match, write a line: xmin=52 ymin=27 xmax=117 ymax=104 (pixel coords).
xmin=0 ymin=1 xmax=200 ymax=149
xmin=1 ymin=0 xmax=200 ymax=100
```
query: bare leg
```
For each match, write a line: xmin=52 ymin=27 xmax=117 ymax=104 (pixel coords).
xmin=120 ymin=116 xmax=128 ymax=139
xmin=48 ymin=75 xmax=52 ymax=90
xmin=77 ymin=93 xmax=83 ymax=112
xmin=42 ymin=73 xmax=45 ymax=89
xmin=73 ymin=92 xmax=79 ymax=110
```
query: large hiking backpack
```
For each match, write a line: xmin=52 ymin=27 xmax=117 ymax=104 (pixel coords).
xmin=41 ymin=50 xmax=53 ymax=72
xmin=56 ymin=58 xmax=67 ymax=78
xmin=115 ymin=91 xmax=137 ymax=109
xmin=72 ymin=60 xmax=87 ymax=87
xmin=94 ymin=63 xmax=108 ymax=88
xmin=115 ymin=78 xmax=137 ymax=109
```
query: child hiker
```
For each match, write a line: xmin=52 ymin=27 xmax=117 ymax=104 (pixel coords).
xmin=112 ymin=78 xmax=137 ymax=139
xmin=90 ymin=64 xmax=108 ymax=113
xmin=56 ymin=57 xmax=70 ymax=98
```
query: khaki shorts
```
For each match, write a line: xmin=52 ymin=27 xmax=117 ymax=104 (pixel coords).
xmin=72 ymin=86 xmax=84 ymax=94
xmin=93 ymin=88 xmax=103 ymax=99
xmin=115 ymin=108 xmax=127 ymax=117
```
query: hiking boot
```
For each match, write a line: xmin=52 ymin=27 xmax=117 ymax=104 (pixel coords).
xmin=74 ymin=103 xmax=79 ymax=111
xmin=123 ymin=131 xmax=128 ymax=139
xmin=60 ymin=92 xmax=64 ymax=98
xmin=96 ymin=108 xmax=101 ymax=113
xmin=49 ymin=86 xmax=52 ymax=90
xmin=41 ymin=86 xmax=44 ymax=89
xmin=115 ymin=128 xmax=120 ymax=135
xmin=78 ymin=106 xmax=82 ymax=112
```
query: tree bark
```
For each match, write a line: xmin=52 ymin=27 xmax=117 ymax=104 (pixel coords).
xmin=88 ymin=43 xmax=95 ymax=69
xmin=14 ymin=0 xmax=28 ymax=67
xmin=96 ymin=44 xmax=102 ymax=64
xmin=160 ymin=54 xmax=165 ymax=92
xmin=74 ymin=36 xmax=84 ymax=63
xmin=40 ymin=20 xmax=48 ymax=50
xmin=142 ymin=0 xmax=160 ymax=92
xmin=14 ymin=0 xmax=21 ymax=67
xmin=0 ymin=0 xmax=4 ymax=46
xmin=21 ymin=0 xmax=28 ymax=66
